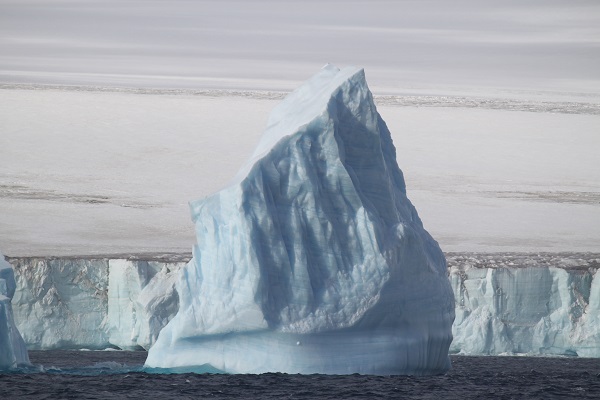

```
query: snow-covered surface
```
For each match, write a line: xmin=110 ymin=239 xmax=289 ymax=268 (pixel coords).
xmin=1 ymin=87 xmax=598 ymax=255
xmin=144 ymin=65 xmax=455 ymax=374
xmin=394 ymin=107 xmax=600 ymax=252
xmin=0 ymin=252 xmax=29 ymax=369
xmin=448 ymin=254 xmax=600 ymax=357
xmin=1 ymin=1 xmax=599 ymax=256
xmin=8 ymin=257 xmax=184 ymax=351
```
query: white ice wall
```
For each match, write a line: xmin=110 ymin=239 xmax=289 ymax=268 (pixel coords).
xmin=9 ymin=257 xmax=184 ymax=350
xmin=7 ymin=254 xmax=600 ymax=357
xmin=11 ymin=258 xmax=110 ymax=350
xmin=107 ymin=259 xmax=181 ymax=350
xmin=449 ymin=254 xmax=600 ymax=357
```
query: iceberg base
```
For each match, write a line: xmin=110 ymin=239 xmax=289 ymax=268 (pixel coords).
xmin=145 ymin=328 xmax=452 ymax=375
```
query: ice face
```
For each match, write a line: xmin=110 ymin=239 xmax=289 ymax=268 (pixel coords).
xmin=11 ymin=258 xmax=110 ymax=350
xmin=0 ymin=252 xmax=30 ymax=369
xmin=107 ymin=260 xmax=181 ymax=350
xmin=449 ymin=255 xmax=600 ymax=357
xmin=9 ymin=257 xmax=184 ymax=351
xmin=145 ymin=65 xmax=455 ymax=375
xmin=8 ymin=254 xmax=600 ymax=358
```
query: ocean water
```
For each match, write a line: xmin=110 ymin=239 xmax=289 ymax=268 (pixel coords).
xmin=1 ymin=351 xmax=599 ymax=399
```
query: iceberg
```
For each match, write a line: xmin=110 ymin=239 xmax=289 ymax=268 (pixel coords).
xmin=145 ymin=65 xmax=455 ymax=375
xmin=0 ymin=252 xmax=30 ymax=369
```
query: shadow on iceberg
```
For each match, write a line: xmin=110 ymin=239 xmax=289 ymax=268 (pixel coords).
xmin=145 ymin=65 xmax=455 ymax=375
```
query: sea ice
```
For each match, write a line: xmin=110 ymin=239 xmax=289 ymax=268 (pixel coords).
xmin=144 ymin=65 xmax=455 ymax=374
xmin=0 ymin=252 xmax=30 ymax=369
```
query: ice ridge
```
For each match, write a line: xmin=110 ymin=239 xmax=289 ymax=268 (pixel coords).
xmin=144 ymin=65 xmax=455 ymax=374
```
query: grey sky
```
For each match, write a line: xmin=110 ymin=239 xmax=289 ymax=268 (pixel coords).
xmin=1 ymin=0 xmax=599 ymax=95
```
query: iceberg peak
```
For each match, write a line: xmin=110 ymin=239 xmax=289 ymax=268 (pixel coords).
xmin=146 ymin=66 xmax=455 ymax=375
xmin=233 ymin=66 xmax=366 ymax=183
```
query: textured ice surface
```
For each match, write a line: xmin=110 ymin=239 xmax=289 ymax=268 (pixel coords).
xmin=145 ymin=66 xmax=455 ymax=374
xmin=448 ymin=254 xmax=600 ymax=357
xmin=11 ymin=258 xmax=109 ymax=350
xmin=8 ymin=257 xmax=184 ymax=350
xmin=8 ymin=254 xmax=600 ymax=358
xmin=0 ymin=252 xmax=29 ymax=369
xmin=107 ymin=259 xmax=182 ymax=350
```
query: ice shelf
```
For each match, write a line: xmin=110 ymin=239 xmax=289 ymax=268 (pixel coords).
xmin=448 ymin=253 xmax=600 ymax=357
xmin=6 ymin=254 xmax=600 ymax=358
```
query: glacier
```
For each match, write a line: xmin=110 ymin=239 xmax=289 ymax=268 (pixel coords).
xmin=144 ymin=65 xmax=455 ymax=375
xmin=0 ymin=252 xmax=29 ymax=369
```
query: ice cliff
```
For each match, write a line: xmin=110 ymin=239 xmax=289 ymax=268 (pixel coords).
xmin=144 ymin=65 xmax=455 ymax=375
xmin=448 ymin=254 xmax=600 ymax=357
xmin=7 ymin=254 xmax=600 ymax=358
xmin=0 ymin=252 xmax=29 ymax=369
xmin=8 ymin=257 xmax=185 ymax=350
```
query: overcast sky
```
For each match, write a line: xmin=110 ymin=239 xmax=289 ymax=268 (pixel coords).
xmin=1 ymin=0 xmax=600 ymax=96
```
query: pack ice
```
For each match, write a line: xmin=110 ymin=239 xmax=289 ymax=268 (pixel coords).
xmin=145 ymin=65 xmax=455 ymax=374
xmin=0 ymin=252 xmax=29 ymax=369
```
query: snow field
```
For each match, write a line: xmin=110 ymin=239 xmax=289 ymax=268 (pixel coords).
xmin=1 ymin=88 xmax=598 ymax=255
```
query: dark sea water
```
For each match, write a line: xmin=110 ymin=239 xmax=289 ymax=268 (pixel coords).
xmin=1 ymin=351 xmax=599 ymax=399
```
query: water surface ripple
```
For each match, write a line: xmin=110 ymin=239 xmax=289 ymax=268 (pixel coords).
xmin=1 ymin=351 xmax=599 ymax=399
